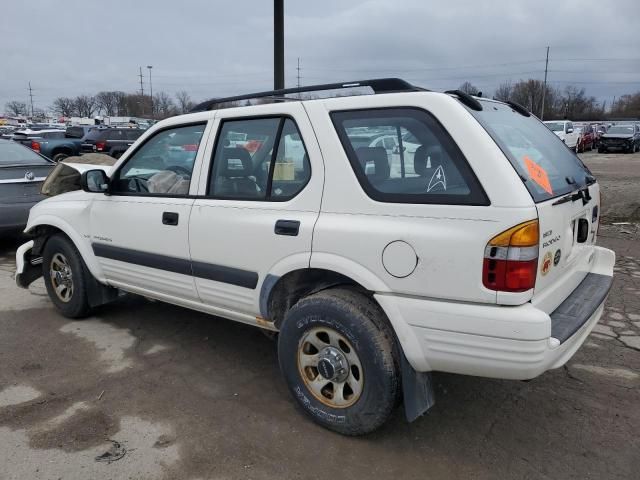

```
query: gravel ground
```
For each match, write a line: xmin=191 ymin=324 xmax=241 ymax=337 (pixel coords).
xmin=0 ymin=151 xmax=638 ymax=480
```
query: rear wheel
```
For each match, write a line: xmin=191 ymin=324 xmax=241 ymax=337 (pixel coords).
xmin=277 ymin=288 xmax=400 ymax=435
xmin=52 ymin=152 xmax=70 ymax=163
xmin=42 ymin=234 xmax=91 ymax=318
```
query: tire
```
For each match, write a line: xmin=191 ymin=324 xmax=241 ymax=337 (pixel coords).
xmin=112 ymin=151 xmax=123 ymax=159
xmin=278 ymin=287 xmax=400 ymax=435
xmin=42 ymin=234 xmax=92 ymax=318
xmin=598 ymin=147 xmax=606 ymax=153
xmin=52 ymin=152 xmax=70 ymax=163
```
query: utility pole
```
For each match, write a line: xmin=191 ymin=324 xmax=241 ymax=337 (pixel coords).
xmin=274 ymin=0 xmax=284 ymax=90
xmin=28 ymin=82 xmax=34 ymax=117
xmin=147 ymin=65 xmax=153 ymax=118
xmin=540 ymin=46 xmax=550 ymax=120
xmin=139 ymin=67 xmax=145 ymax=116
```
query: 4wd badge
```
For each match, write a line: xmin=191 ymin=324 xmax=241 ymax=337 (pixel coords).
xmin=541 ymin=251 xmax=553 ymax=276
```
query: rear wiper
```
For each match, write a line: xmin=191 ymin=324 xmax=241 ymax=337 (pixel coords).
xmin=552 ymin=184 xmax=592 ymax=206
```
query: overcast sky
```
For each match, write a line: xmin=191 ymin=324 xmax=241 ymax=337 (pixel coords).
xmin=2 ymin=0 xmax=639 ymax=112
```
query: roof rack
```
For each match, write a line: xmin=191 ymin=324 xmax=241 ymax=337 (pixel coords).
xmin=190 ymin=78 xmax=426 ymax=112
xmin=444 ymin=90 xmax=483 ymax=111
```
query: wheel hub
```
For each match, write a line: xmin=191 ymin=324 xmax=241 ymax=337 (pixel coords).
xmin=316 ymin=347 xmax=349 ymax=382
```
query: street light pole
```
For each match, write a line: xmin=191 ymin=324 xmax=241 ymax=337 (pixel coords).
xmin=274 ymin=0 xmax=284 ymax=90
xmin=147 ymin=65 xmax=153 ymax=118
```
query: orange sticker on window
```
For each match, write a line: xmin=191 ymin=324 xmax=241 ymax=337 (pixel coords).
xmin=524 ymin=156 xmax=553 ymax=194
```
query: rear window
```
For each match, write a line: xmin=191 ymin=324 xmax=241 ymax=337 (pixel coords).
xmin=331 ymin=108 xmax=488 ymax=205
xmin=470 ymin=100 xmax=592 ymax=203
xmin=125 ymin=129 xmax=143 ymax=140
xmin=84 ymin=129 xmax=107 ymax=141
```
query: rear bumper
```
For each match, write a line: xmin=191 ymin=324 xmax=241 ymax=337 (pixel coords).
xmin=376 ymin=246 xmax=615 ymax=380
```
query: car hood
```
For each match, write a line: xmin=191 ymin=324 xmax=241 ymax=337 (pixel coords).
xmin=601 ymin=134 xmax=634 ymax=139
xmin=41 ymin=154 xmax=115 ymax=197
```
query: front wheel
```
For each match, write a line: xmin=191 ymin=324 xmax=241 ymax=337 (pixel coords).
xmin=278 ymin=288 xmax=400 ymax=435
xmin=42 ymin=234 xmax=92 ymax=318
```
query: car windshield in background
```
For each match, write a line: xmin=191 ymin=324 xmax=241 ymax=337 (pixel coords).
xmin=607 ymin=126 xmax=634 ymax=135
xmin=545 ymin=122 xmax=564 ymax=132
xmin=469 ymin=100 xmax=591 ymax=203
xmin=0 ymin=141 xmax=51 ymax=165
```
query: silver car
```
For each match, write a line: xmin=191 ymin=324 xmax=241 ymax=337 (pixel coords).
xmin=0 ymin=139 xmax=54 ymax=235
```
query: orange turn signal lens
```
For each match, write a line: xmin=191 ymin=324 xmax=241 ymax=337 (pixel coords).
xmin=488 ymin=220 xmax=539 ymax=247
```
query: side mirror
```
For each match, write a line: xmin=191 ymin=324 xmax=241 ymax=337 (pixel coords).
xmin=566 ymin=128 xmax=574 ymax=133
xmin=81 ymin=169 xmax=110 ymax=193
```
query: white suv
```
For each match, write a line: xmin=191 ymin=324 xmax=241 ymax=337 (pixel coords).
xmin=15 ymin=79 xmax=614 ymax=435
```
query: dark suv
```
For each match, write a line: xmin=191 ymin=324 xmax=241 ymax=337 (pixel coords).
xmin=80 ymin=128 xmax=144 ymax=158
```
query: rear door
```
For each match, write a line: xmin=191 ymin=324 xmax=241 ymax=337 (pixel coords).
xmin=189 ymin=103 xmax=323 ymax=322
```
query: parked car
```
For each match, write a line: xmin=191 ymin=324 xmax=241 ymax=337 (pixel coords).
xmin=543 ymin=120 xmax=579 ymax=151
xmin=0 ymin=139 xmax=54 ymax=235
xmin=593 ymin=124 xmax=608 ymax=147
xmin=30 ymin=125 xmax=103 ymax=162
xmin=10 ymin=129 xmax=65 ymax=147
xmin=574 ymin=124 xmax=595 ymax=152
xmin=80 ymin=128 xmax=144 ymax=158
xmin=598 ymin=124 xmax=640 ymax=153
xmin=15 ymin=79 xmax=614 ymax=435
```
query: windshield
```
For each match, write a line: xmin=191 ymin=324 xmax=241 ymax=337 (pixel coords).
xmin=607 ymin=126 xmax=634 ymax=135
xmin=545 ymin=122 xmax=565 ymax=132
xmin=469 ymin=100 xmax=592 ymax=203
xmin=0 ymin=141 xmax=51 ymax=165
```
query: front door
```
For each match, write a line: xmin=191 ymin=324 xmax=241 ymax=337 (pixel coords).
xmin=189 ymin=104 xmax=323 ymax=322
xmin=90 ymin=122 xmax=210 ymax=302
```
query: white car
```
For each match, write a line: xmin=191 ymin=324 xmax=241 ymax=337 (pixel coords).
xmin=15 ymin=79 xmax=614 ymax=435
xmin=544 ymin=120 xmax=580 ymax=151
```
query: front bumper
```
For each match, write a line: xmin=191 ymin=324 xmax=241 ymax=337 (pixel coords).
xmin=376 ymin=246 xmax=615 ymax=380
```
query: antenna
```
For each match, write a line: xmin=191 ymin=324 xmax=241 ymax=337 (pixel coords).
xmin=28 ymin=81 xmax=34 ymax=117
xmin=296 ymin=57 xmax=301 ymax=88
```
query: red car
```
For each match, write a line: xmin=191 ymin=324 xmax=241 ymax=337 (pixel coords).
xmin=575 ymin=124 xmax=595 ymax=152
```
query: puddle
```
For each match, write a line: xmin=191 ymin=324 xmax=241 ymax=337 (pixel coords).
xmin=0 ymin=385 xmax=41 ymax=407
xmin=60 ymin=320 xmax=136 ymax=373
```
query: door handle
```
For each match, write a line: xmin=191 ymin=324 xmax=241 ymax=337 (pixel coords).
xmin=162 ymin=212 xmax=179 ymax=226
xmin=274 ymin=219 xmax=300 ymax=236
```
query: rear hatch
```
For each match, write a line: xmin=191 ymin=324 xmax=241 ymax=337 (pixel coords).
xmin=0 ymin=163 xmax=53 ymax=202
xmin=468 ymin=100 xmax=600 ymax=313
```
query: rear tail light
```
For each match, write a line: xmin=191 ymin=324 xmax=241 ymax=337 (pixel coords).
xmin=483 ymin=220 xmax=539 ymax=293
xmin=31 ymin=141 xmax=41 ymax=152
xmin=95 ymin=141 xmax=106 ymax=151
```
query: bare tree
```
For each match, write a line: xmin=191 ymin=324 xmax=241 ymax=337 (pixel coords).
xmin=493 ymin=81 xmax=512 ymax=102
xmin=51 ymin=97 xmax=77 ymax=117
xmin=74 ymin=95 xmax=97 ymax=117
xmin=459 ymin=81 xmax=480 ymax=96
xmin=4 ymin=101 xmax=28 ymax=116
xmin=175 ymin=90 xmax=194 ymax=114
xmin=153 ymin=91 xmax=176 ymax=118
xmin=96 ymin=91 xmax=125 ymax=116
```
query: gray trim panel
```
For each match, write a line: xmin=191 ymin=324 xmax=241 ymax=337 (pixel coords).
xmin=92 ymin=243 xmax=258 ymax=289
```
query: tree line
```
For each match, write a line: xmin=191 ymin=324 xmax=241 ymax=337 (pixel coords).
xmin=458 ymin=80 xmax=640 ymax=120
xmin=3 ymin=90 xmax=196 ymax=120
xmin=4 ymin=81 xmax=640 ymax=121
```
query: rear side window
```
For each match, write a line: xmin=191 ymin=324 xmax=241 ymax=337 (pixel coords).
xmin=66 ymin=127 xmax=84 ymax=139
xmin=331 ymin=108 xmax=488 ymax=205
xmin=469 ymin=101 xmax=592 ymax=203
xmin=208 ymin=117 xmax=311 ymax=201
xmin=125 ymin=129 xmax=143 ymax=140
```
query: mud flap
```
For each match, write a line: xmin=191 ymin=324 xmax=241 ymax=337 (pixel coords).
xmin=401 ymin=352 xmax=435 ymax=422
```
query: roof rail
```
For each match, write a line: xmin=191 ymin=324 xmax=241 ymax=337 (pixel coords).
xmin=190 ymin=78 xmax=426 ymax=112
xmin=444 ymin=89 xmax=483 ymax=111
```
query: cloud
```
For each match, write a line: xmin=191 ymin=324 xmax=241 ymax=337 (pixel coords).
xmin=1 ymin=0 xmax=638 ymax=111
